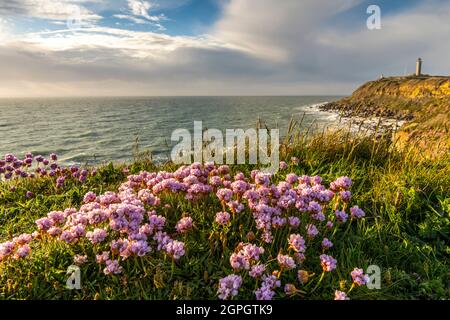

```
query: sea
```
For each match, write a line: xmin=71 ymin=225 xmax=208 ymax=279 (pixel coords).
xmin=0 ymin=96 xmax=343 ymax=165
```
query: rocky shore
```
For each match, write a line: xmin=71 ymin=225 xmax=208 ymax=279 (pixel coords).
xmin=319 ymin=76 xmax=450 ymax=155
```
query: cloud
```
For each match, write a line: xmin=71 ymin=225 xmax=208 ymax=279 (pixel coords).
xmin=113 ymin=14 xmax=148 ymax=25
xmin=0 ymin=0 xmax=102 ymax=22
xmin=0 ymin=0 xmax=449 ymax=97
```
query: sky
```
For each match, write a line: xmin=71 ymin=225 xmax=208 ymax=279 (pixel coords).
xmin=0 ymin=0 xmax=449 ymax=97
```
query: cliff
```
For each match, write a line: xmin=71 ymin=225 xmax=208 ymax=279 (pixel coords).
xmin=320 ymin=76 xmax=450 ymax=157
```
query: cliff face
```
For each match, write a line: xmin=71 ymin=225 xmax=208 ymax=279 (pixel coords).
xmin=321 ymin=76 xmax=450 ymax=157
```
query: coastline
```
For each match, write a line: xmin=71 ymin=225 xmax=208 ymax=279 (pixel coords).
xmin=309 ymin=102 xmax=406 ymax=134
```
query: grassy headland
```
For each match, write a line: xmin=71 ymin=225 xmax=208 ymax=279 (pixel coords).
xmin=0 ymin=124 xmax=449 ymax=299
xmin=320 ymin=76 xmax=450 ymax=157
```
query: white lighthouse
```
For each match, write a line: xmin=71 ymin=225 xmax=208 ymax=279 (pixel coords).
xmin=415 ymin=58 xmax=422 ymax=76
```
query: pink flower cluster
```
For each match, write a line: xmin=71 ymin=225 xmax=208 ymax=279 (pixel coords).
xmin=215 ymin=211 xmax=231 ymax=225
xmin=351 ymin=268 xmax=370 ymax=286
xmin=255 ymin=274 xmax=281 ymax=300
xmin=0 ymin=152 xmax=96 ymax=186
xmin=288 ymin=234 xmax=306 ymax=252
xmin=0 ymin=233 xmax=32 ymax=261
xmin=217 ymin=274 xmax=242 ymax=300
xmin=176 ymin=216 xmax=193 ymax=234
xmin=230 ymin=243 xmax=265 ymax=271
xmin=320 ymin=254 xmax=337 ymax=272
xmin=0 ymin=160 xmax=368 ymax=299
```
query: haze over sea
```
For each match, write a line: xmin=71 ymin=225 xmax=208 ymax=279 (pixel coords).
xmin=0 ymin=96 xmax=341 ymax=165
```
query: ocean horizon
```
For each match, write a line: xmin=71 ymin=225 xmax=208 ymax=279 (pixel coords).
xmin=1 ymin=96 xmax=342 ymax=165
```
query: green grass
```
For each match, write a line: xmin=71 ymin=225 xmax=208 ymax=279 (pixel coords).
xmin=1 ymin=127 xmax=449 ymax=300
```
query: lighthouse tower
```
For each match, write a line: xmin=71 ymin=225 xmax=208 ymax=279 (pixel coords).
xmin=415 ymin=58 xmax=422 ymax=76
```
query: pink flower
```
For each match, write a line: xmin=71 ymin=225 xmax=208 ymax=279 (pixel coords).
xmin=335 ymin=210 xmax=348 ymax=223
xmin=322 ymin=238 xmax=333 ymax=249
xmin=216 ymin=188 xmax=233 ymax=202
xmin=334 ymin=290 xmax=349 ymax=300
xmin=176 ymin=216 xmax=193 ymax=233
xmin=288 ymin=216 xmax=300 ymax=228
xmin=277 ymin=254 xmax=296 ymax=269
xmin=83 ymin=192 xmax=97 ymax=204
xmin=288 ymin=234 xmax=306 ymax=253
xmin=215 ymin=211 xmax=231 ymax=225
xmin=306 ymin=224 xmax=319 ymax=238
xmin=249 ymin=264 xmax=266 ymax=278
xmin=255 ymin=274 xmax=281 ymax=300
xmin=230 ymin=180 xmax=248 ymax=194
xmin=86 ymin=228 xmax=107 ymax=244
xmin=104 ymin=259 xmax=123 ymax=275
xmin=218 ymin=274 xmax=242 ymax=300
xmin=60 ymin=231 xmax=76 ymax=243
xmin=230 ymin=243 xmax=264 ymax=270
xmin=138 ymin=189 xmax=160 ymax=206
xmin=129 ymin=240 xmax=151 ymax=257
xmin=254 ymin=173 xmax=270 ymax=186
xmin=47 ymin=227 xmax=62 ymax=236
xmin=14 ymin=245 xmax=31 ymax=259
xmin=227 ymin=200 xmax=244 ymax=214
xmin=339 ymin=191 xmax=352 ymax=202
xmin=13 ymin=233 xmax=32 ymax=245
xmin=73 ymin=254 xmax=88 ymax=265
xmin=320 ymin=254 xmax=337 ymax=272
xmin=217 ymin=165 xmax=230 ymax=175
xmin=330 ymin=176 xmax=352 ymax=191
xmin=350 ymin=206 xmax=365 ymax=219
xmin=35 ymin=217 xmax=54 ymax=231
xmin=209 ymin=176 xmax=222 ymax=187
xmin=351 ymin=268 xmax=370 ymax=286
xmin=285 ymin=173 xmax=298 ymax=184
xmin=96 ymin=251 xmax=109 ymax=264
xmin=0 ymin=241 xmax=15 ymax=259
xmin=165 ymin=240 xmax=185 ymax=260
xmin=47 ymin=211 xmax=65 ymax=225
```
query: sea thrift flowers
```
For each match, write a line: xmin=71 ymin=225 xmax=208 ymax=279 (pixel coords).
xmin=0 ymin=160 xmax=369 ymax=299
xmin=86 ymin=228 xmax=107 ymax=244
xmin=73 ymin=255 xmax=88 ymax=265
xmin=334 ymin=290 xmax=350 ymax=300
xmin=320 ymin=254 xmax=337 ymax=272
xmin=350 ymin=206 xmax=365 ymax=219
xmin=306 ymin=224 xmax=319 ymax=238
xmin=351 ymin=268 xmax=370 ymax=286
xmin=176 ymin=216 xmax=193 ymax=234
xmin=334 ymin=210 xmax=348 ymax=223
xmin=322 ymin=238 xmax=333 ymax=249
xmin=0 ymin=152 xmax=94 ymax=185
xmin=288 ymin=234 xmax=306 ymax=253
xmin=255 ymin=274 xmax=281 ymax=300
xmin=230 ymin=243 xmax=265 ymax=270
xmin=330 ymin=176 xmax=352 ymax=191
xmin=104 ymin=259 xmax=123 ymax=275
xmin=249 ymin=264 xmax=266 ymax=278
xmin=218 ymin=275 xmax=242 ymax=300
xmin=165 ymin=240 xmax=185 ymax=260
xmin=277 ymin=254 xmax=296 ymax=270
xmin=215 ymin=211 xmax=231 ymax=225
